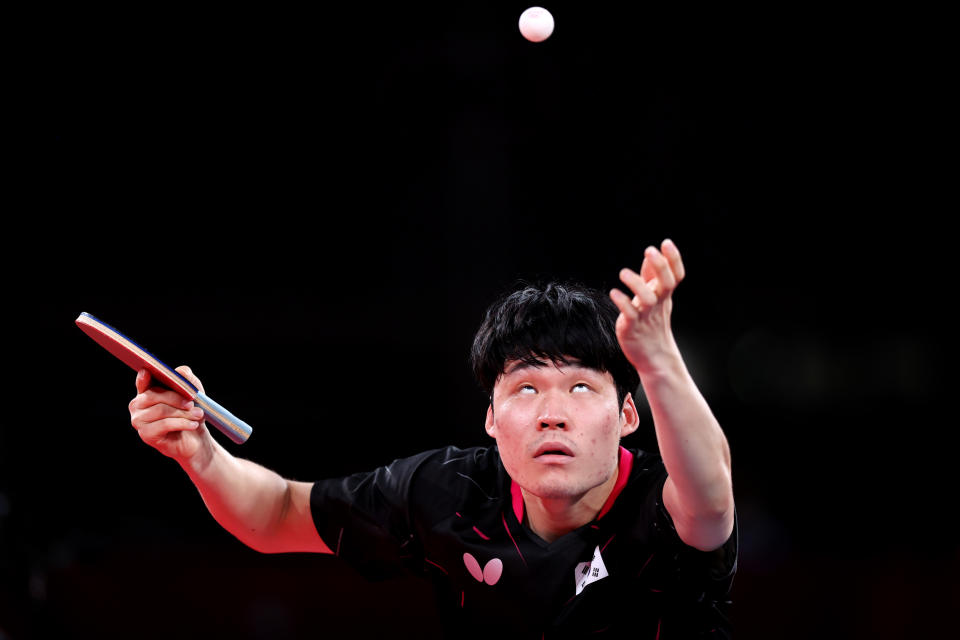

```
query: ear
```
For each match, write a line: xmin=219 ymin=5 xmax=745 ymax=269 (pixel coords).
xmin=619 ymin=392 xmax=641 ymax=438
xmin=484 ymin=404 xmax=497 ymax=439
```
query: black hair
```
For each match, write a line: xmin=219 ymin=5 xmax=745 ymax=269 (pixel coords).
xmin=470 ymin=281 xmax=640 ymax=410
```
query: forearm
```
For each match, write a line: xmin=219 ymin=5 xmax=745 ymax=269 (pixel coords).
xmin=640 ymin=348 xmax=733 ymax=521
xmin=611 ymin=241 xmax=733 ymax=550
xmin=177 ymin=438 xmax=322 ymax=553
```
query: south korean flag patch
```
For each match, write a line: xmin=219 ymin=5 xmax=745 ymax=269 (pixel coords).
xmin=574 ymin=545 xmax=609 ymax=595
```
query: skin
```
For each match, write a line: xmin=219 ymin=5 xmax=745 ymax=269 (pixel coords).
xmin=485 ymin=240 xmax=734 ymax=548
xmin=128 ymin=238 xmax=733 ymax=554
xmin=608 ymin=239 xmax=734 ymax=551
xmin=129 ymin=368 xmax=329 ymax=554
xmin=485 ymin=361 xmax=639 ymax=543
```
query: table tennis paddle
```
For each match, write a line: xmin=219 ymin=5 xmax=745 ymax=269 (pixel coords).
xmin=75 ymin=312 xmax=253 ymax=444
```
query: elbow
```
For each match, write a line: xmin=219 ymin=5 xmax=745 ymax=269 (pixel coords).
xmin=683 ymin=508 xmax=735 ymax=552
xmin=234 ymin=531 xmax=278 ymax=554
xmin=247 ymin=480 xmax=295 ymax=554
xmin=675 ymin=497 xmax=735 ymax=552
xmin=667 ymin=480 xmax=735 ymax=552
xmin=248 ymin=542 xmax=280 ymax=554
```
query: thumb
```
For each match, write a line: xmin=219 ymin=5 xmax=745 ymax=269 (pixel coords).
xmin=176 ymin=365 xmax=205 ymax=394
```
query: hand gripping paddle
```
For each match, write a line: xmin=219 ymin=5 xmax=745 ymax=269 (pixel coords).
xmin=76 ymin=312 xmax=253 ymax=444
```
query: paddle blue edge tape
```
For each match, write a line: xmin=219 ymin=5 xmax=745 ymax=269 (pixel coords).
xmin=79 ymin=312 xmax=251 ymax=444
xmin=78 ymin=312 xmax=199 ymax=393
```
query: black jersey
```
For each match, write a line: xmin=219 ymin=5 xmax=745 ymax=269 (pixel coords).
xmin=311 ymin=445 xmax=737 ymax=639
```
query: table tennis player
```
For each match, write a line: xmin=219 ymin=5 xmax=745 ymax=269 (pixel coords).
xmin=128 ymin=239 xmax=737 ymax=639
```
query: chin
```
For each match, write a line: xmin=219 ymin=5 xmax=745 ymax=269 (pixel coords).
xmin=531 ymin=485 xmax=583 ymax=500
xmin=526 ymin=476 xmax=595 ymax=500
xmin=522 ymin=463 xmax=616 ymax=501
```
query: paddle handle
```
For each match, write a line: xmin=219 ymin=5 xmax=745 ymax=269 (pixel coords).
xmin=194 ymin=392 xmax=253 ymax=444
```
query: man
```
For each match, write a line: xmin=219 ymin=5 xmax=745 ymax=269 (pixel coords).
xmin=129 ymin=239 xmax=736 ymax=638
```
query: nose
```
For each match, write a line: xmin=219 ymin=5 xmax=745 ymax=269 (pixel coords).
xmin=537 ymin=397 xmax=567 ymax=430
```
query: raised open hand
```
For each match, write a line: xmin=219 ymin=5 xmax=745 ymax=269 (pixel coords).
xmin=609 ymin=239 xmax=686 ymax=374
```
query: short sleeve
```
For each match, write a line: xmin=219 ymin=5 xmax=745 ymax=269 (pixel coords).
xmin=310 ymin=449 xmax=439 ymax=580
xmin=653 ymin=475 xmax=738 ymax=584
xmin=653 ymin=473 xmax=738 ymax=637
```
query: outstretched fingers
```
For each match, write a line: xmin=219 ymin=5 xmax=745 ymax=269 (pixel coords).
xmin=660 ymin=239 xmax=685 ymax=284
xmin=609 ymin=285 xmax=641 ymax=319
xmin=609 ymin=239 xmax=685 ymax=316
xmin=641 ymin=245 xmax=678 ymax=296
xmin=615 ymin=266 xmax=658 ymax=312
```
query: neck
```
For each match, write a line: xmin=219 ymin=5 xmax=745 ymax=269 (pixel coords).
xmin=521 ymin=469 xmax=619 ymax=543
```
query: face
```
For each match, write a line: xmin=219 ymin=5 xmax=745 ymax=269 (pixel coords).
xmin=485 ymin=359 xmax=639 ymax=501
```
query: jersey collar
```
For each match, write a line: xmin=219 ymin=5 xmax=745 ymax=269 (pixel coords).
xmin=510 ymin=446 xmax=635 ymax=523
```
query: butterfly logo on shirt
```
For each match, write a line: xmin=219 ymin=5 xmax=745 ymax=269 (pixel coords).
xmin=463 ymin=553 xmax=503 ymax=586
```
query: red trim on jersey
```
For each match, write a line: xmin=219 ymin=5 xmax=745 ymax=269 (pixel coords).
xmin=511 ymin=477 xmax=524 ymax=522
xmin=502 ymin=511 xmax=527 ymax=567
xmin=597 ymin=446 xmax=634 ymax=520
xmin=510 ymin=446 xmax=634 ymax=523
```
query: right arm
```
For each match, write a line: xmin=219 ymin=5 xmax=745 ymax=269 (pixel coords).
xmin=129 ymin=367 xmax=332 ymax=555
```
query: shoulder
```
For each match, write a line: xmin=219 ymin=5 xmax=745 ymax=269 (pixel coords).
xmin=414 ymin=445 xmax=501 ymax=476
xmin=406 ymin=445 xmax=504 ymax=499
xmin=607 ymin=449 xmax=673 ymax=541
xmin=623 ymin=448 xmax=669 ymax=491
xmin=312 ymin=445 xmax=501 ymax=499
xmin=621 ymin=448 xmax=738 ymax=569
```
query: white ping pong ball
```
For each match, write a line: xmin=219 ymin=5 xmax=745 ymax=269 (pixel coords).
xmin=519 ymin=7 xmax=554 ymax=43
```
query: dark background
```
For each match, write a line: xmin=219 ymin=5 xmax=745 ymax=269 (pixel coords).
xmin=4 ymin=3 xmax=954 ymax=638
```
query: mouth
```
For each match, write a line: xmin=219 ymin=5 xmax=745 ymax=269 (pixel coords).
xmin=534 ymin=442 xmax=574 ymax=458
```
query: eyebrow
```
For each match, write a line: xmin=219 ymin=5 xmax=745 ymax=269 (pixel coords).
xmin=503 ymin=358 xmax=588 ymax=377
xmin=503 ymin=361 xmax=540 ymax=376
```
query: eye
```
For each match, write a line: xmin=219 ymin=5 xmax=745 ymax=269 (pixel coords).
xmin=571 ymin=383 xmax=590 ymax=393
xmin=519 ymin=384 xmax=537 ymax=395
